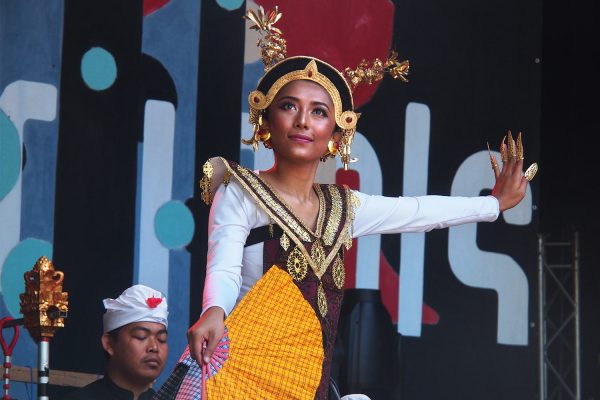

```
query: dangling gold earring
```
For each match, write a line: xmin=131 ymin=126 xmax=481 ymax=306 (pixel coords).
xmin=328 ymin=139 xmax=339 ymax=156
xmin=320 ymin=139 xmax=339 ymax=162
xmin=339 ymin=128 xmax=358 ymax=170
xmin=257 ymin=127 xmax=272 ymax=149
xmin=243 ymin=110 xmax=267 ymax=151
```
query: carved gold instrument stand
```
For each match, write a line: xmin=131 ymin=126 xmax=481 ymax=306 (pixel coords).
xmin=0 ymin=256 xmax=68 ymax=400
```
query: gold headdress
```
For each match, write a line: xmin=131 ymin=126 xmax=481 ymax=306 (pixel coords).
xmin=245 ymin=6 xmax=286 ymax=71
xmin=243 ymin=6 xmax=410 ymax=170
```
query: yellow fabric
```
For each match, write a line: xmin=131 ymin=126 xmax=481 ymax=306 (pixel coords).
xmin=206 ymin=266 xmax=324 ymax=399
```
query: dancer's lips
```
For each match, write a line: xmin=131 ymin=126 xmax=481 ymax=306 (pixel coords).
xmin=288 ymin=134 xmax=313 ymax=143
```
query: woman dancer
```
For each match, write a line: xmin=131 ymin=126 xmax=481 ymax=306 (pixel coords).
xmin=156 ymin=6 xmax=536 ymax=400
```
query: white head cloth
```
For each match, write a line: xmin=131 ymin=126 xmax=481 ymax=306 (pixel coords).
xmin=102 ymin=284 xmax=168 ymax=333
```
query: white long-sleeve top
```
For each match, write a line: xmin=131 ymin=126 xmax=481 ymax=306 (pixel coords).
xmin=202 ymin=178 xmax=499 ymax=316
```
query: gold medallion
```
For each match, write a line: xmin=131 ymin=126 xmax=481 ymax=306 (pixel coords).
xmin=332 ymin=256 xmax=345 ymax=289
xmin=280 ymin=232 xmax=290 ymax=251
xmin=287 ymin=246 xmax=308 ymax=281
xmin=311 ymin=239 xmax=326 ymax=276
xmin=317 ymin=282 xmax=328 ymax=317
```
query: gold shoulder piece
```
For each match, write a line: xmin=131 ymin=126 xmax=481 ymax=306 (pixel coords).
xmin=223 ymin=169 xmax=232 ymax=186
xmin=199 ymin=160 xmax=213 ymax=205
xmin=198 ymin=157 xmax=230 ymax=205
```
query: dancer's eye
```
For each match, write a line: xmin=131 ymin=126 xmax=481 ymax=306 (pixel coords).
xmin=313 ymin=107 xmax=328 ymax=117
xmin=280 ymin=102 xmax=296 ymax=111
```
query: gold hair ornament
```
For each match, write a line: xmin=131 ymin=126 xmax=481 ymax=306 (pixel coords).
xmin=245 ymin=59 xmax=362 ymax=169
xmin=248 ymin=60 xmax=358 ymax=132
xmin=344 ymin=50 xmax=410 ymax=89
xmin=244 ymin=6 xmax=410 ymax=171
xmin=245 ymin=6 xmax=286 ymax=71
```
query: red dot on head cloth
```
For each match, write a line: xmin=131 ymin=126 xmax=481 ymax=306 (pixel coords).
xmin=146 ymin=296 xmax=163 ymax=309
xmin=102 ymin=284 xmax=168 ymax=333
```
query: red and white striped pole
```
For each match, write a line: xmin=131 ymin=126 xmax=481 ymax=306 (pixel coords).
xmin=0 ymin=317 xmax=20 ymax=400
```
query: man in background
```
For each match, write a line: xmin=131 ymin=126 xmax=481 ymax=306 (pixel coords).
xmin=62 ymin=284 xmax=169 ymax=400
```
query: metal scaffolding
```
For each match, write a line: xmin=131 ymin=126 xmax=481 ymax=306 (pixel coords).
xmin=538 ymin=231 xmax=581 ymax=400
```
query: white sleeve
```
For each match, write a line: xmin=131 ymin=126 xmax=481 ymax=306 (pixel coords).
xmin=352 ymin=191 xmax=500 ymax=237
xmin=201 ymin=180 xmax=254 ymax=316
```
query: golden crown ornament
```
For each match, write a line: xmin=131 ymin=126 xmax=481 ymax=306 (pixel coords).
xmin=243 ymin=6 xmax=410 ymax=170
xmin=245 ymin=6 xmax=287 ymax=71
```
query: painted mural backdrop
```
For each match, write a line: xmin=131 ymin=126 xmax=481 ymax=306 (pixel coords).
xmin=0 ymin=0 xmax=541 ymax=399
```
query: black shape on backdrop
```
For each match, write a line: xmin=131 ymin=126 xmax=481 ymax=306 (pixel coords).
xmin=333 ymin=289 xmax=401 ymax=400
xmin=140 ymin=53 xmax=178 ymax=107
xmin=186 ymin=0 xmax=246 ymax=323
xmin=353 ymin=0 xmax=540 ymax=398
xmin=540 ymin=0 xmax=600 ymax=398
xmin=52 ymin=0 xmax=144 ymax=380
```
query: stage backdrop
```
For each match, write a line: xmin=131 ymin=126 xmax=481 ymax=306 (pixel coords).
xmin=0 ymin=0 xmax=541 ymax=399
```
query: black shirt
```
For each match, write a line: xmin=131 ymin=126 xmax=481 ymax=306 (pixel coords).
xmin=61 ymin=376 xmax=156 ymax=400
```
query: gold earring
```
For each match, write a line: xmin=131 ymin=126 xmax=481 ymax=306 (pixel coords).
xmin=243 ymin=110 xmax=266 ymax=151
xmin=338 ymin=128 xmax=358 ymax=170
xmin=320 ymin=139 xmax=339 ymax=162
xmin=328 ymin=139 xmax=339 ymax=156
xmin=257 ymin=128 xmax=271 ymax=142
xmin=256 ymin=128 xmax=272 ymax=149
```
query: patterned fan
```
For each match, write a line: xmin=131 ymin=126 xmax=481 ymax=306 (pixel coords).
xmin=156 ymin=266 xmax=324 ymax=399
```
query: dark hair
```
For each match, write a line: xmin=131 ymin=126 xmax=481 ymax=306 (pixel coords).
xmin=103 ymin=326 xmax=123 ymax=359
xmin=257 ymin=57 xmax=353 ymax=112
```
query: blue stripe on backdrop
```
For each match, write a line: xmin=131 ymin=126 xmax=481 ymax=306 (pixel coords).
xmin=0 ymin=1 xmax=63 ymax=399
xmin=140 ymin=0 xmax=201 ymax=387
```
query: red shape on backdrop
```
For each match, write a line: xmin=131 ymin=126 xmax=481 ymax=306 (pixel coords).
xmin=256 ymin=0 xmax=396 ymax=108
xmin=336 ymin=168 xmax=439 ymax=325
xmin=143 ymin=0 xmax=171 ymax=16
xmin=379 ymin=251 xmax=439 ymax=325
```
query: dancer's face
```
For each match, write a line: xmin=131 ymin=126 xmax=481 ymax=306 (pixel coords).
xmin=266 ymin=80 xmax=337 ymax=164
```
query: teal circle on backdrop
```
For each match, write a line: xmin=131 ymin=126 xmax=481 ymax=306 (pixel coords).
xmin=155 ymin=200 xmax=195 ymax=249
xmin=81 ymin=47 xmax=117 ymax=91
xmin=216 ymin=0 xmax=244 ymax=10
xmin=0 ymin=110 xmax=21 ymax=201
xmin=1 ymin=238 xmax=53 ymax=317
